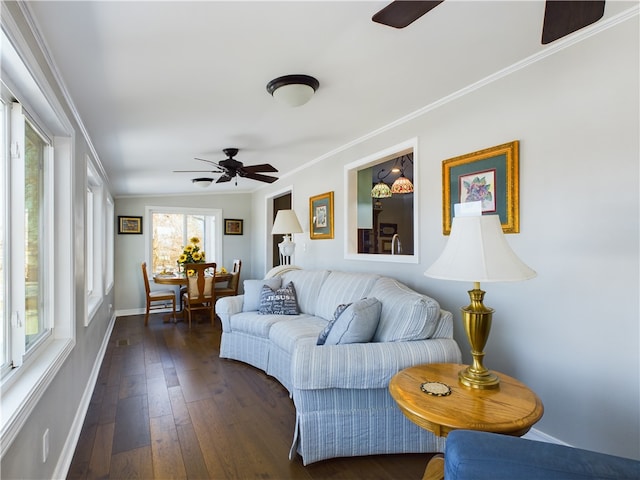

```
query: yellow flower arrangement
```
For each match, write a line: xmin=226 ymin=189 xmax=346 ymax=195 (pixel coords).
xmin=178 ymin=237 xmax=205 ymax=268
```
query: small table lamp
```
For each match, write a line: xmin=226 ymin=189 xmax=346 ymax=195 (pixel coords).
xmin=425 ymin=214 xmax=536 ymax=389
xmin=272 ymin=209 xmax=303 ymax=265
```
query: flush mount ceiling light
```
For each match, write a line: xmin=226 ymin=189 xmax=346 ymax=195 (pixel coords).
xmin=192 ymin=177 xmax=213 ymax=188
xmin=266 ymin=74 xmax=319 ymax=107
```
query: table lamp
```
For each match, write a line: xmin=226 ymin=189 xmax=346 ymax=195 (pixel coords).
xmin=272 ymin=209 xmax=303 ymax=265
xmin=424 ymin=213 xmax=536 ymax=389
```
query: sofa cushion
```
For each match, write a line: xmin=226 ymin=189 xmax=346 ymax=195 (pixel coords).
xmin=369 ymin=277 xmax=440 ymax=342
xmin=314 ymin=271 xmax=380 ymax=320
xmin=320 ymin=297 xmax=382 ymax=345
xmin=269 ymin=315 xmax=327 ymax=353
xmin=228 ymin=311 xmax=292 ymax=337
xmin=243 ymin=277 xmax=282 ymax=312
xmin=259 ymin=281 xmax=300 ymax=315
xmin=279 ymin=270 xmax=330 ymax=314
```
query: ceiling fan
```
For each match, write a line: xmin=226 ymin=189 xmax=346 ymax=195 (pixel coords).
xmin=174 ymin=148 xmax=279 ymax=185
xmin=372 ymin=0 xmax=605 ymax=44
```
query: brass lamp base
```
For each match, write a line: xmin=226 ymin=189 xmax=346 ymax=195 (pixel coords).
xmin=459 ymin=282 xmax=500 ymax=390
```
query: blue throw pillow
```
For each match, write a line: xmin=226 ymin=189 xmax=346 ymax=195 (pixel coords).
xmin=318 ymin=297 xmax=382 ymax=345
xmin=258 ymin=281 xmax=300 ymax=315
xmin=317 ymin=303 xmax=351 ymax=345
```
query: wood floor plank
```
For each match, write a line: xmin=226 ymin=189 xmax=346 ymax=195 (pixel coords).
xmin=175 ymin=367 xmax=215 ymax=403
xmin=149 ymin=414 xmax=187 ymax=479
xmin=87 ymin=422 xmax=114 ymax=479
xmin=175 ymin=423 xmax=210 ymax=480
xmin=185 ymin=398 xmax=229 ymax=478
xmin=119 ymin=373 xmax=147 ymax=400
xmin=110 ymin=446 xmax=154 ymax=479
xmin=146 ymin=375 xmax=172 ymax=418
xmin=97 ymin=385 xmax=119 ymax=425
xmin=167 ymin=385 xmax=191 ymax=427
xmin=112 ymin=394 xmax=150 ymax=455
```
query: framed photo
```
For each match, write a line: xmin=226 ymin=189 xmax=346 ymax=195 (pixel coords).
xmin=379 ymin=223 xmax=397 ymax=237
xmin=118 ymin=216 xmax=143 ymax=234
xmin=309 ymin=191 xmax=334 ymax=240
xmin=442 ymin=140 xmax=519 ymax=235
xmin=224 ymin=219 xmax=243 ymax=235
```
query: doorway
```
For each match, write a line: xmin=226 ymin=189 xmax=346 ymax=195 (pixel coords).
xmin=272 ymin=193 xmax=292 ymax=268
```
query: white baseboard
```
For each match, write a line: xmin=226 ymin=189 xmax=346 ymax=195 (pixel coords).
xmin=53 ymin=311 xmax=117 ymax=479
xmin=115 ymin=307 xmax=175 ymax=317
xmin=522 ymin=427 xmax=571 ymax=446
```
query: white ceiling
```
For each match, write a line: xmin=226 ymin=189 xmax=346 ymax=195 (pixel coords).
xmin=23 ymin=1 xmax=632 ymax=197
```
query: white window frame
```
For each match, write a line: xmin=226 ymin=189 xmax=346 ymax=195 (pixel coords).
xmin=0 ymin=16 xmax=75 ymax=456
xmin=145 ymin=206 xmax=223 ymax=273
xmin=105 ymin=195 xmax=114 ymax=295
xmin=86 ymin=158 xmax=104 ymax=324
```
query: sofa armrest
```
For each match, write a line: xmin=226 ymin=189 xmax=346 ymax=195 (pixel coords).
xmin=291 ymin=338 xmax=461 ymax=390
xmin=216 ymin=295 xmax=244 ymax=331
xmin=445 ymin=430 xmax=640 ymax=480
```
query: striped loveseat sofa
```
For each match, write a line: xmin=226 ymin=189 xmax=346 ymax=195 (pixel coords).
xmin=217 ymin=268 xmax=462 ymax=465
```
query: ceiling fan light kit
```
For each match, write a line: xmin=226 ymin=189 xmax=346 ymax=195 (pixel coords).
xmin=266 ymin=74 xmax=319 ymax=107
xmin=192 ymin=177 xmax=213 ymax=187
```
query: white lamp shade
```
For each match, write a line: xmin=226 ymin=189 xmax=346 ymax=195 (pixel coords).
xmin=272 ymin=209 xmax=303 ymax=235
xmin=425 ymin=215 xmax=536 ymax=283
xmin=272 ymin=83 xmax=315 ymax=107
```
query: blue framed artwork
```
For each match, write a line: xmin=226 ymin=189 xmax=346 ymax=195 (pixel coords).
xmin=442 ymin=141 xmax=520 ymax=235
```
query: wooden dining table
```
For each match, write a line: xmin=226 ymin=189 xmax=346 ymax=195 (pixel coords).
xmin=153 ymin=271 xmax=232 ymax=286
xmin=153 ymin=271 xmax=233 ymax=322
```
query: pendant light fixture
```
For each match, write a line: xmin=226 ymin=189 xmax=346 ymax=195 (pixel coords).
xmin=391 ymin=155 xmax=414 ymax=194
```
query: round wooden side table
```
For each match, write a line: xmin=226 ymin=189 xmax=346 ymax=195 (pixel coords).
xmin=389 ymin=363 xmax=544 ymax=480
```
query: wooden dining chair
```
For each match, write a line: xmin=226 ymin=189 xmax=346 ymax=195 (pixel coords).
xmin=214 ymin=259 xmax=242 ymax=300
xmin=182 ymin=262 xmax=216 ymax=328
xmin=141 ymin=262 xmax=176 ymax=325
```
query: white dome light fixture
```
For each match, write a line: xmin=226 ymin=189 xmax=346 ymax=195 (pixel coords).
xmin=266 ymin=74 xmax=319 ymax=107
xmin=192 ymin=177 xmax=213 ymax=188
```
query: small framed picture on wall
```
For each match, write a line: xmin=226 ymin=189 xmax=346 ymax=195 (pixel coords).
xmin=118 ymin=216 xmax=143 ymax=234
xmin=224 ymin=219 xmax=243 ymax=235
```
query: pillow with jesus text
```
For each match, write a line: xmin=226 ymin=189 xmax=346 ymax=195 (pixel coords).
xmin=258 ymin=281 xmax=300 ymax=315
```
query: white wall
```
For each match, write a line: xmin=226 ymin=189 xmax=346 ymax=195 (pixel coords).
xmin=1 ymin=4 xmax=115 ymax=478
xmin=114 ymin=193 xmax=254 ymax=313
xmin=249 ymin=16 xmax=640 ymax=459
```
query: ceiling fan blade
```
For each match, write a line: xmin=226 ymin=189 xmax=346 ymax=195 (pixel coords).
xmin=216 ymin=174 xmax=233 ymax=183
xmin=541 ymin=0 xmax=605 ymax=44
xmin=243 ymin=172 xmax=279 ymax=184
xmin=195 ymin=157 xmax=223 ymax=167
xmin=241 ymin=163 xmax=278 ymax=174
xmin=173 ymin=170 xmax=221 ymax=173
xmin=372 ymin=0 xmax=444 ymax=29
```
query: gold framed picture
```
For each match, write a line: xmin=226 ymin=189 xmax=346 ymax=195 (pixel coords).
xmin=224 ymin=219 xmax=243 ymax=235
xmin=442 ymin=140 xmax=519 ymax=235
xmin=309 ymin=191 xmax=334 ymax=240
xmin=118 ymin=215 xmax=143 ymax=234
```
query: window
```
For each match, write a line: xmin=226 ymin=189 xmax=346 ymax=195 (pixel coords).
xmin=105 ymin=196 xmax=114 ymax=293
xmin=2 ymin=101 xmax=52 ymax=368
xmin=146 ymin=206 xmax=223 ymax=274
xmin=86 ymin=159 xmax=105 ymax=323
xmin=1 ymin=22 xmax=75 ymax=451
xmin=344 ymin=138 xmax=419 ymax=263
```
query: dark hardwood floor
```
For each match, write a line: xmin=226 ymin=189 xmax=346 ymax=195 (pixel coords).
xmin=67 ymin=313 xmax=431 ymax=479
